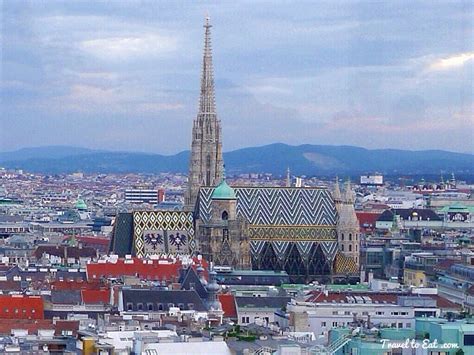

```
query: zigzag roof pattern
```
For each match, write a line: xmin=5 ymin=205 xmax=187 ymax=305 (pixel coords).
xmin=198 ymin=187 xmax=337 ymax=226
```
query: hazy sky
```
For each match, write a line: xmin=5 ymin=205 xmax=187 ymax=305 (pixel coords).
xmin=1 ymin=1 xmax=473 ymax=154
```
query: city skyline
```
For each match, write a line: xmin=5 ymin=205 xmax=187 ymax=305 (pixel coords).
xmin=2 ymin=1 xmax=473 ymax=154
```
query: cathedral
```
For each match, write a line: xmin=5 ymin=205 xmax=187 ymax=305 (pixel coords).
xmin=109 ymin=17 xmax=360 ymax=282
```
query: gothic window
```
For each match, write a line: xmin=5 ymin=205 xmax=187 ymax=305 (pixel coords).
xmin=222 ymin=211 xmax=228 ymax=220
xmin=349 ymin=245 xmax=352 ymax=252
xmin=222 ymin=228 xmax=229 ymax=242
xmin=206 ymin=154 xmax=211 ymax=185
xmin=341 ymin=244 xmax=344 ymax=251
xmin=349 ymin=233 xmax=352 ymax=241
xmin=341 ymin=233 xmax=344 ymax=241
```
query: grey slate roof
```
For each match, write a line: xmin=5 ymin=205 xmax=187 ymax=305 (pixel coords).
xmin=51 ymin=289 xmax=82 ymax=305
xmin=378 ymin=208 xmax=442 ymax=222
xmin=109 ymin=213 xmax=134 ymax=256
xmin=235 ymin=296 xmax=291 ymax=309
xmin=122 ymin=289 xmax=207 ymax=312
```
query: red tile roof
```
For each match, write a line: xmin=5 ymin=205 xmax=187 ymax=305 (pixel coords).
xmin=0 ymin=295 xmax=44 ymax=319
xmin=53 ymin=320 xmax=80 ymax=336
xmin=0 ymin=320 xmax=53 ymax=335
xmin=218 ymin=293 xmax=237 ymax=318
xmin=51 ymin=280 xmax=105 ymax=290
xmin=81 ymin=289 xmax=110 ymax=304
xmin=86 ymin=257 xmax=208 ymax=282
xmin=356 ymin=212 xmax=381 ymax=231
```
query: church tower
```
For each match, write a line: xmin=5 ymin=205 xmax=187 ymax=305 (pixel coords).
xmin=185 ymin=16 xmax=224 ymax=210
xmin=336 ymin=180 xmax=360 ymax=267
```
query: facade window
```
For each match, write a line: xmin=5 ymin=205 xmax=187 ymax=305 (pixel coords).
xmin=321 ymin=322 xmax=326 ymax=327
xmin=349 ymin=234 xmax=352 ymax=241
xmin=341 ymin=233 xmax=344 ymax=241
xmin=137 ymin=303 xmax=143 ymax=311
xmin=332 ymin=322 xmax=338 ymax=327
xmin=147 ymin=303 xmax=154 ymax=311
xmin=341 ymin=245 xmax=344 ymax=251
xmin=349 ymin=245 xmax=352 ymax=252
xmin=158 ymin=303 xmax=164 ymax=311
xmin=406 ymin=323 xmax=411 ymax=328
xmin=127 ymin=303 xmax=133 ymax=311
xmin=222 ymin=211 xmax=228 ymax=220
xmin=188 ymin=303 xmax=194 ymax=310
xmin=178 ymin=303 xmax=184 ymax=310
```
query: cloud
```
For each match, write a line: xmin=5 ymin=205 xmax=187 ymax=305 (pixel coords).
xmin=428 ymin=52 xmax=474 ymax=71
xmin=79 ymin=34 xmax=178 ymax=60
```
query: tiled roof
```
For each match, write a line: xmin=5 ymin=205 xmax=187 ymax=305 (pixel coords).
xmin=356 ymin=212 xmax=381 ymax=229
xmin=305 ymin=291 xmax=460 ymax=310
xmin=0 ymin=295 xmax=44 ymax=319
xmin=378 ymin=208 xmax=442 ymax=222
xmin=334 ymin=252 xmax=359 ymax=274
xmin=121 ymin=289 xmax=207 ymax=312
xmin=34 ymin=245 xmax=96 ymax=259
xmin=86 ymin=257 xmax=207 ymax=282
xmin=235 ymin=296 xmax=291 ymax=309
xmin=51 ymin=290 xmax=82 ymax=305
xmin=51 ymin=280 xmax=105 ymax=290
xmin=81 ymin=289 xmax=110 ymax=304
xmin=218 ymin=293 xmax=237 ymax=318
xmin=0 ymin=319 xmax=53 ymax=335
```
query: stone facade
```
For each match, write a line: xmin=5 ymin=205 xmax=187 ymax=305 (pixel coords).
xmin=196 ymin=192 xmax=250 ymax=269
xmin=335 ymin=180 xmax=360 ymax=267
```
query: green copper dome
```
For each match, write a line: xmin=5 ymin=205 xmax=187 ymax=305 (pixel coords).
xmin=75 ymin=198 xmax=87 ymax=210
xmin=211 ymin=179 xmax=236 ymax=200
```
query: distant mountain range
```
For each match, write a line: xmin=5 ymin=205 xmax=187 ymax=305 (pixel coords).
xmin=0 ymin=144 xmax=473 ymax=176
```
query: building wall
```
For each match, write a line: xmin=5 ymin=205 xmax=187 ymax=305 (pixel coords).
xmin=403 ymin=268 xmax=426 ymax=287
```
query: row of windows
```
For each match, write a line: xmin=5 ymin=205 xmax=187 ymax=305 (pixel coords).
xmin=1 ymin=308 xmax=36 ymax=314
xmin=331 ymin=310 xmax=409 ymax=316
xmin=125 ymin=302 xmax=194 ymax=311
xmin=323 ymin=321 xmax=411 ymax=329
xmin=340 ymin=233 xmax=359 ymax=241
xmin=341 ymin=244 xmax=358 ymax=252
xmin=241 ymin=316 xmax=270 ymax=324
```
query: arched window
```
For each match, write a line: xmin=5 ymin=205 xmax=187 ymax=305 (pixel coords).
xmin=222 ymin=211 xmax=228 ymax=220
xmin=349 ymin=234 xmax=352 ymax=241
xmin=341 ymin=244 xmax=344 ymax=251
xmin=349 ymin=245 xmax=352 ymax=252
xmin=341 ymin=233 xmax=344 ymax=241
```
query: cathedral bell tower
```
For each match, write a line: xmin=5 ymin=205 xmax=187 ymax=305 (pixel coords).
xmin=335 ymin=179 xmax=360 ymax=267
xmin=185 ymin=16 xmax=224 ymax=210
xmin=196 ymin=172 xmax=250 ymax=269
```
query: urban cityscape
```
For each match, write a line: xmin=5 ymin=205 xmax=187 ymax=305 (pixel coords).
xmin=1 ymin=2 xmax=473 ymax=355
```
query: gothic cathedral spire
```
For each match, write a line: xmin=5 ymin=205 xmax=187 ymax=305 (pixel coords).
xmin=185 ymin=16 xmax=224 ymax=210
